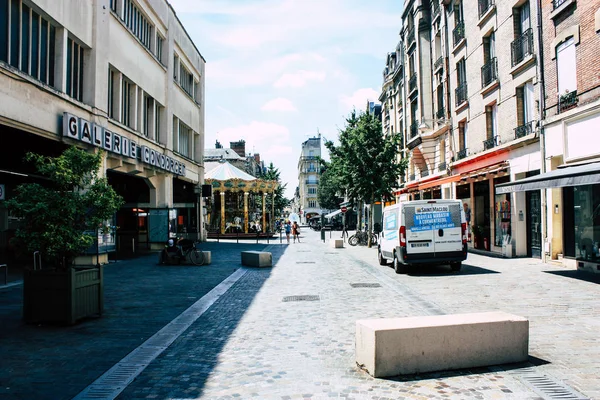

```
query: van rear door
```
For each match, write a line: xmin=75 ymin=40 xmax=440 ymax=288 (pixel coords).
xmin=404 ymin=204 xmax=435 ymax=256
xmin=381 ymin=207 xmax=399 ymax=258
xmin=432 ymin=202 xmax=464 ymax=255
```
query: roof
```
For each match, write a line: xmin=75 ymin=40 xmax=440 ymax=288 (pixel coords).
xmin=205 ymin=161 xmax=256 ymax=181
xmin=204 ymin=148 xmax=245 ymax=160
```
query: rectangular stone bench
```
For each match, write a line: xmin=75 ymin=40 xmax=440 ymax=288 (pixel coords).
xmin=356 ymin=311 xmax=529 ymax=378
xmin=330 ymin=239 xmax=344 ymax=248
xmin=241 ymin=251 xmax=272 ymax=267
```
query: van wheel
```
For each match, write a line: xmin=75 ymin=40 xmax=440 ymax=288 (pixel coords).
xmin=393 ymin=253 xmax=407 ymax=274
xmin=450 ymin=262 xmax=462 ymax=272
xmin=378 ymin=249 xmax=387 ymax=265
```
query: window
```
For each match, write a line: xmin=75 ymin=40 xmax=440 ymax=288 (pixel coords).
xmin=108 ymin=69 xmax=115 ymax=119
xmin=511 ymin=2 xmax=533 ymax=66
xmin=458 ymin=121 xmax=467 ymax=151
xmin=155 ymin=103 xmax=162 ymax=141
xmin=556 ymin=37 xmax=576 ymax=95
xmin=308 ymin=187 xmax=317 ymax=195
xmin=156 ymin=33 xmax=164 ymax=63
xmin=179 ymin=62 xmax=194 ymax=98
xmin=66 ymin=37 xmax=84 ymax=101
xmin=177 ymin=120 xmax=192 ymax=157
xmin=173 ymin=54 xmax=178 ymax=80
xmin=308 ymin=200 xmax=317 ymax=208
xmin=456 ymin=58 xmax=468 ymax=105
xmin=121 ymin=78 xmax=132 ymax=127
xmin=484 ymin=104 xmax=497 ymax=149
xmin=515 ymin=82 xmax=535 ymax=138
xmin=110 ymin=0 xmax=118 ymax=13
xmin=0 ymin=0 xmax=56 ymax=86
xmin=122 ymin=0 xmax=151 ymax=50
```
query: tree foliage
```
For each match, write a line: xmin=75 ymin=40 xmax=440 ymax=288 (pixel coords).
xmin=258 ymin=162 xmax=290 ymax=217
xmin=6 ymin=147 xmax=124 ymax=269
xmin=317 ymin=164 xmax=343 ymax=210
xmin=325 ymin=110 xmax=407 ymax=244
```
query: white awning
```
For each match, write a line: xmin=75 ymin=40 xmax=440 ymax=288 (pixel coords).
xmin=495 ymin=162 xmax=600 ymax=194
xmin=325 ymin=210 xmax=342 ymax=219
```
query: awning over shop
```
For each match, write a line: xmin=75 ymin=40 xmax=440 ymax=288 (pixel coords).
xmin=495 ymin=162 xmax=600 ymax=194
xmin=325 ymin=209 xmax=342 ymax=219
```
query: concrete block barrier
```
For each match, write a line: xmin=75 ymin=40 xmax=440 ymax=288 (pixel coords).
xmin=330 ymin=239 xmax=344 ymax=248
xmin=356 ymin=311 xmax=529 ymax=378
xmin=201 ymin=251 xmax=211 ymax=265
xmin=241 ymin=251 xmax=272 ymax=267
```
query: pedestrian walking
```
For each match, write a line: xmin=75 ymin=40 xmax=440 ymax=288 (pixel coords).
xmin=292 ymin=221 xmax=300 ymax=243
xmin=284 ymin=220 xmax=291 ymax=244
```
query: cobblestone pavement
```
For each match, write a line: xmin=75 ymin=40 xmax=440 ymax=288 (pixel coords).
xmin=1 ymin=231 xmax=598 ymax=399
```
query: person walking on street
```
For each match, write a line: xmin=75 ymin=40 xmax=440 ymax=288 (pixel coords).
xmin=292 ymin=221 xmax=300 ymax=243
xmin=284 ymin=220 xmax=291 ymax=244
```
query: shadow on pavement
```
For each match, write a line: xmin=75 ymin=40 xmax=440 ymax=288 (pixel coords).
xmin=406 ymin=263 xmax=500 ymax=276
xmin=544 ymin=269 xmax=600 ymax=284
xmin=0 ymin=241 xmax=287 ymax=400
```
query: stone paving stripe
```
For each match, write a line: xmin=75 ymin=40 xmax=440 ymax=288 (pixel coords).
xmin=511 ymin=368 xmax=590 ymax=400
xmin=349 ymin=283 xmax=382 ymax=288
xmin=71 ymin=268 xmax=248 ymax=400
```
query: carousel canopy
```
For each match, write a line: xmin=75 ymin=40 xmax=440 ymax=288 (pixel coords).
xmin=205 ymin=161 xmax=256 ymax=181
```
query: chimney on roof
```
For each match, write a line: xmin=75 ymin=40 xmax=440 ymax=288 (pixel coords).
xmin=230 ymin=140 xmax=246 ymax=157
xmin=254 ymin=153 xmax=261 ymax=164
xmin=215 ymin=140 xmax=222 ymax=149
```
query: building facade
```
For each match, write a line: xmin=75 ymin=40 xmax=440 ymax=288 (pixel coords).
xmin=0 ymin=0 xmax=205 ymax=261
xmin=297 ymin=135 xmax=321 ymax=223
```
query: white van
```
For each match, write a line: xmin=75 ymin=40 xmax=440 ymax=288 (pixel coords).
xmin=378 ymin=199 xmax=468 ymax=273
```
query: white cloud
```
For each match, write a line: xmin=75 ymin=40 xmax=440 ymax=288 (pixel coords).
xmin=274 ymin=70 xmax=326 ymax=88
xmin=261 ymin=98 xmax=297 ymax=112
xmin=340 ymin=88 xmax=381 ymax=111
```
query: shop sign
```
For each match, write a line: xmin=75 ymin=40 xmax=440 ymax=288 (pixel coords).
xmin=62 ymin=112 xmax=186 ymax=176
xmin=412 ymin=205 xmax=454 ymax=232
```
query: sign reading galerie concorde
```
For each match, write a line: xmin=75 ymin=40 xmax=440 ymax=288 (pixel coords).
xmin=62 ymin=112 xmax=186 ymax=176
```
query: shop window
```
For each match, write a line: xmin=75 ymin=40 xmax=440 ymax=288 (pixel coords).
xmin=494 ymin=176 xmax=511 ymax=247
xmin=572 ymin=184 xmax=600 ymax=261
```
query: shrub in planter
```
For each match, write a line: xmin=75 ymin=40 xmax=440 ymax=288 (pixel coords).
xmin=6 ymin=146 xmax=124 ymax=324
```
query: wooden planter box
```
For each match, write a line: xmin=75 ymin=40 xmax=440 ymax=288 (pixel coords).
xmin=23 ymin=265 xmax=103 ymax=325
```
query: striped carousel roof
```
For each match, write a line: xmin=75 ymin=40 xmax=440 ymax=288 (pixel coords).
xmin=205 ymin=161 xmax=257 ymax=181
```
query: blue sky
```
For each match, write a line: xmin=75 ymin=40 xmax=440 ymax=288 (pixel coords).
xmin=169 ymin=0 xmax=404 ymax=198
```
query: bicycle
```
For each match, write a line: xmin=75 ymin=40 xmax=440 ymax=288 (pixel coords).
xmin=159 ymin=239 xmax=204 ymax=265
xmin=348 ymin=230 xmax=378 ymax=246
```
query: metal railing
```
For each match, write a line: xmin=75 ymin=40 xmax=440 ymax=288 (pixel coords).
xmin=455 ymin=82 xmax=468 ymax=106
xmin=421 ymin=170 xmax=430 ymax=177
xmin=305 ymin=180 xmax=319 ymax=185
xmin=436 ymin=107 xmax=445 ymax=120
xmin=453 ymin=21 xmax=465 ymax=47
xmin=553 ymin=0 xmax=567 ymax=9
xmin=456 ymin=148 xmax=468 ymax=160
xmin=481 ymin=57 xmax=498 ymax=88
xmin=434 ymin=56 xmax=443 ymax=72
xmin=478 ymin=0 xmax=494 ymax=18
xmin=406 ymin=26 xmax=415 ymax=46
xmin=483 ymin=135 xmax=498 ymax=150
xmin=558 ymin=90 xmax=578 ymax=113
xmin=410 ymin=120 xmax=419 ymax=138
xmin=438 ymin=161 xmax=447 ymax=172
xmin=515 ymin=121 xmax=535 ymax=139
xmin=511 ymin=28 xmax=534 ymax=67
xmin=409 ymin=74 xmax=418 ymax=92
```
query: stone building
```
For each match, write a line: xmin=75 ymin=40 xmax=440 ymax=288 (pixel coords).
xmin=297 ymin=135 xmax=321 ymax=223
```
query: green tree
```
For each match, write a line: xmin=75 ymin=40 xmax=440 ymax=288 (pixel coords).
xmin=6 ymin=146 xmax=124 ymax=269
xmin=317 ymin=163 xmax=343 ymax=210
xmin=325 ymin=110 xmax=407 ymax=246
xmin=258 ymin=163 xmax=290 ymax=220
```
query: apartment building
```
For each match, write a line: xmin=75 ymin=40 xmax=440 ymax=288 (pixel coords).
xmin=497 ymin=0 xmax=600 ymax=272
xmin=0 ymin=0 xmax=205 ymax=260
xmin=297 ymin=135 xmax=321 ymax=223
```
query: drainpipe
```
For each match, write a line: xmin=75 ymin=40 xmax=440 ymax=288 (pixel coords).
xmin=536 ymin=0 xmax=548 ymax=263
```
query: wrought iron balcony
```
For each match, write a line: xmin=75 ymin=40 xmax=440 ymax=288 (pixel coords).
xmin=406 ymin=26 xmax=415 ymax=47
xmin=456 ymin=148 xmax=468 ymax=160
xmin=453 ymin=21 xmax=465 ymax=47
xmin=305 ymin=180 xmax=319 ymax=185
xmin=410 ymin=120 xmax=419 ymax=138
xmin=553 ymin=0 xmax=567 ymax=9
xmin=511 ymin=28 xmax=534 ymax=67
xmin=434 ymin=56 xmax=444 ymax=72
xmin=409 ymin=173 xmax=416 ymax=181
xmin=455 ymin=82 xmax=468 ymax=106
xmin=409 ymin=74 xmax=418 ymax=93
xmin=514 ymin=121 xmax=535 ymax=139
xmin=438 ymin=161 xmax=447 ymax=172
xmin=432 ymin=2 xmax=440 ymax=19
xmin=436 ymin=107 xmax=445 ymax=120
xmin=558 ymin=90 xmax=578 ymax=113
xmin=421 ymin=170 xmax=430 ymax=178
xmin=481 ymin=57 xmax=498 ymax=88
xmin=478 ymin=0 xmax=494 ymax=18
xmin=483 ymin=135 xmax=498 ymax=150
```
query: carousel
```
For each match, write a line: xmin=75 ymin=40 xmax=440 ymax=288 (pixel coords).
xmin=205 ymin=161 xmax=278 ymax=238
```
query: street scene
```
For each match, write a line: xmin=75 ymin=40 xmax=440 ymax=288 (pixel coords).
xmin=1 ymin=230 xmax=599 ymax=399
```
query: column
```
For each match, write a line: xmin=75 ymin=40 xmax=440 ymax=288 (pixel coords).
xmin=262 ymin=192 xmax=267 ymax=233
xmin=220 ymin=191 xmax=226 ymax=234
xmin=244 ymin=192 xmax=249 ymax=233
xmin=271 ymin=192 xmax=275 ymax=232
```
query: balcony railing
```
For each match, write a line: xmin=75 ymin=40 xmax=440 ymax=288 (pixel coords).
xmin=478 ymin=0 xmax=494 ymax=18
xmin=558 ymin=90 xmax=578 ymax=113
xmin=483 ymin=135 xmax=498 ymax=150
xmin=511 ymin=28 xmax=534 ymax=67
xmin=421 ymin=170 xmax=430 ymax=178
xmin=455 ymin=82 xmax=468 ymax=106
xmin=409 ymin=173 xmax=416 ymax=181
xmin=456 ymin=148 xmax=468 ymax=160
xmin=432 ymin=2 xmax=440 ymax=19
xmin=453 ymin=21 xmax=465 ymax=47
xmin=406 ymin=26 xmax=415 ymax=46
xmin=481 ymin=57 xmax=498 ymax=88
xmin=514 ymin=121 xmax=535 ymax=139
xmin=438 ymin=161 xmax=447 ymax=172
xmin=409 ymin=74 xmax=418 ymax=92
xmin=436 ymin=107 xmax=445 ymax=120
xmin=553 ymin=0 xmax=567 ymax=9
xmin=410 ymin=120 xmax=419 ymax=138
xmin=305 ymin=180 xmax=319 ymax=185
xmin=434 ymin=56 xmax=443 ymax=72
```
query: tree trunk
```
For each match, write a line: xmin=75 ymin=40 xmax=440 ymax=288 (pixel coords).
xmin=356 ymin=200 xmax=362 ymax=233
xmin=367 ymin=195 xmax=375 ymax=248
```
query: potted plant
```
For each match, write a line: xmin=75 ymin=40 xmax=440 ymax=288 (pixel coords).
xmin=6 ymin=146 xmax=124 ymax=324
